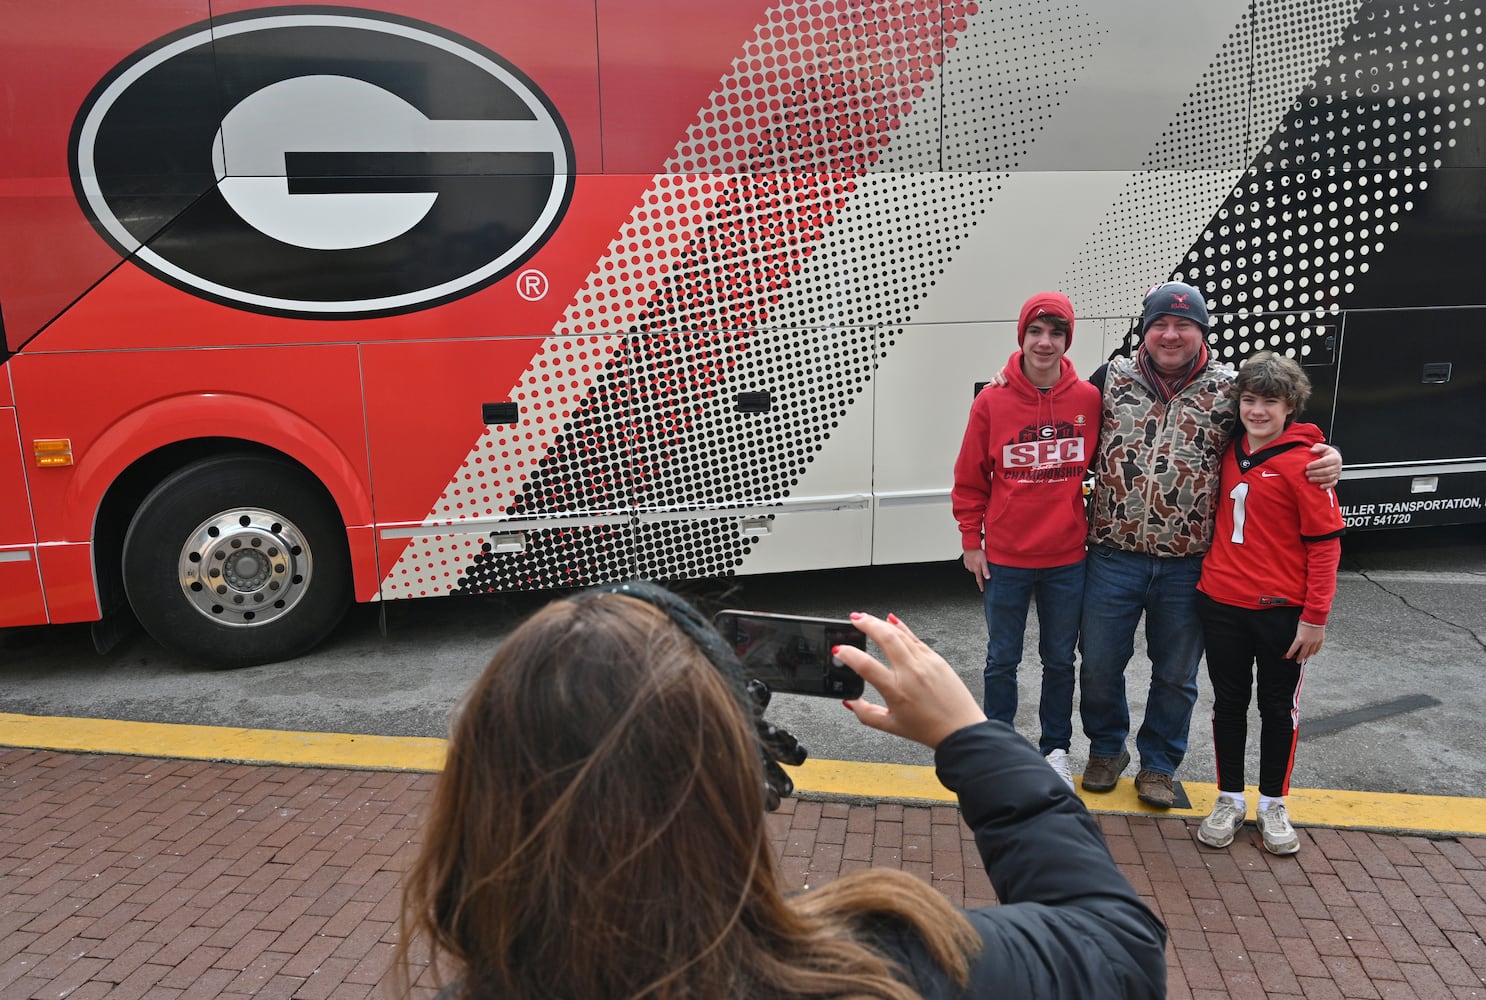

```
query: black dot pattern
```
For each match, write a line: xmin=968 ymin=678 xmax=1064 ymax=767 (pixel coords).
xmin=1072 ymin=0 xmax=1484 ymax=363
xmin=385 ymin=0 xmax=1484 ymax=599
xmin=1196 ymin=0 xmax=1485 ymax=363
xmin=426 ymin=0 xmax=989 ymax=597
xmin=940 ymin=2 xmax=1102 ymax=172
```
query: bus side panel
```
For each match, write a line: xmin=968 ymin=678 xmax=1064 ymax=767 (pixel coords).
xmin=1330 ymin=309 xmax=1486 ymax=529
xmin=361 ymin=336 xmax=641 ymax=598
xmin=596 ymin=0 xmax=785 ymax=175
xmin=0 ymin=557 xmax=47 ymax=628
xmin=0 ymin=407 xmax=48 ymax=627
xmin=1336 ymin=473 xmax=1486 ymax=531
xmin=872 ymin=322 xmax=1013 ymax=567
xmin=21 ymin=0 xmax=611 ymax=358
xmin=0 ymin=0 xmax=215 ymax=353
xmin=35 ymin=543 xmax=101 ymax=624
xmin=671 ymin=325 xmax=876 ymax=577
xmin=9 ymin=346 xmax=380 ymax=605
xmin=1330 ymin=312 xmax=1485 ymax=467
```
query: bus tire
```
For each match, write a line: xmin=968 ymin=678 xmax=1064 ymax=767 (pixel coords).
xmin=121 ymin=454 xmax=352 ymax=668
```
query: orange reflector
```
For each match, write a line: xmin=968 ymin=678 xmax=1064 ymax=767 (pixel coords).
xmin=33 ymin=439 xmax=74 ymax=467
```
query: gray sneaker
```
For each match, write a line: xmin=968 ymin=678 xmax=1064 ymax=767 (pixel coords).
xmin=1196 ymin=796 xmax=1246 ymax=849
xmin=1256 ymin=802 xmax=1300 ymax=855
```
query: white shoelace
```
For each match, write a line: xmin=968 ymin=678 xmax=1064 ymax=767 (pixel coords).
xmin=1205 ymin=796 xmax=1245 ymax=832
xmin=1045 ymin=750 xmax=1074 ymax=788
xmin=1259 ymin=803 xmax=1294 ymax=835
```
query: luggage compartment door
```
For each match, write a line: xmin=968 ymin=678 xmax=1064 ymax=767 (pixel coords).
xmin=1329 ymin=308 xmax=1486 ymax=528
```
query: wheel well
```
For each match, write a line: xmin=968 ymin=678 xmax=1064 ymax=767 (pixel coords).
xmin=92 ymin=439 xmax=332 ymax=618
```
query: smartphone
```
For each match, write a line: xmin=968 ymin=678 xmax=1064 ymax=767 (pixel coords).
xmin=712 ymin=610 xmax=866 ymax=699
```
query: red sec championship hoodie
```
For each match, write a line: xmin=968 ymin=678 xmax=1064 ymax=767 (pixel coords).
xmin=952 ymin=352 xmax=1101 ymax=568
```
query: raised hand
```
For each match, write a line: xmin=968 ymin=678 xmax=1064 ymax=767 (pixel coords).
xmin=836 ymin=612 xmax=987 ymax=750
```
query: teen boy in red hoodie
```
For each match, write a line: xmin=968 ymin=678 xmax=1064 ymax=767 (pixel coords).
xmin=1194 ymin=351 xmax=1344 ymax=855
xmin=952 ymin=292 xmax=1101 ymax=787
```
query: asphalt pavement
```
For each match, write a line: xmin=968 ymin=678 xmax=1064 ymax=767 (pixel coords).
xmin=0 ymin=525 xmax=1482 ymax=798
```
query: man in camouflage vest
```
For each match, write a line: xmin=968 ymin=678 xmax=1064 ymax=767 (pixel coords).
xmin=1078 ymin=282 xmax=1341 ymax=808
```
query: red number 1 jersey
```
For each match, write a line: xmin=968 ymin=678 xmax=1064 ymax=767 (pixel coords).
xmin=1197 ymin=422 xmax=1345 ymax=623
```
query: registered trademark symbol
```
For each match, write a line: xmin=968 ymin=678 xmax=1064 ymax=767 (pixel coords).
xmin=516 ymin=269 xmax=548 ymax=301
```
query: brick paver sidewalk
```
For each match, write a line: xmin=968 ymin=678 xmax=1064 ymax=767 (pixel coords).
xmin=3 ymin=747 xmax=1486 ymax=999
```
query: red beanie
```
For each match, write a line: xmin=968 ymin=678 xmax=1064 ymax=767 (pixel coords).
xmin=1017 ymin=292 xmax=1076 ymax=347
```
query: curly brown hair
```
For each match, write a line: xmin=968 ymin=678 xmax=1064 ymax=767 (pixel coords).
xmin=1235 ymin=350 xmax=1311 ymax=424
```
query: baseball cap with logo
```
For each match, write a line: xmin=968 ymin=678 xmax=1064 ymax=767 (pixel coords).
xmin=1141 ymin=282 xmax=1211 ymax=333
xmin=1017 ymin=291 xmax=1076 ymax=347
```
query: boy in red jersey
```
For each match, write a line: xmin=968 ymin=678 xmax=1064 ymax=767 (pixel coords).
xmin=952 ymin=292 xmax=1101 ymax=787
xmin=1194 ymin=351 xmax=1344 ymax=855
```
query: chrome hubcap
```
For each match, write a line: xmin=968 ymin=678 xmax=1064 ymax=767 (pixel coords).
xmin=177 ymin=508 xmax=313 ymax=626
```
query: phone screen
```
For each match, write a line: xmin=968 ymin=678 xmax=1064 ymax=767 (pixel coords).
xmin=713 ymin=610 xmax=866 ymax=699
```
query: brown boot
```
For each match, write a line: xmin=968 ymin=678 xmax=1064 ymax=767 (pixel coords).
xmin=1135 ymin=770 xmax=1175 ymax=809
xmin=1080 ymin=749 xmax=1130 ymax=793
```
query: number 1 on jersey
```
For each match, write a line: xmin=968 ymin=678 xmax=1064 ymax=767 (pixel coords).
xmin=1229 ymin=481 xmax=1250 ymax=544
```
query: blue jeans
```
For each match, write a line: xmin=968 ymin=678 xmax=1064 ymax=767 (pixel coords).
xmin=1078 ymin=544 xmax=1205 ymax=776
xmin=981 ymin=560 xmax=1084 ymax=755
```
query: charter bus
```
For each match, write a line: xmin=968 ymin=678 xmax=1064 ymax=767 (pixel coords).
xmin=2 ymin=0 xmax=1482 ymax=666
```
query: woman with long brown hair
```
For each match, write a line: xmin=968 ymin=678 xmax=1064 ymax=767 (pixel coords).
xmin=396 ymin=582 xmax=1165 ymax=998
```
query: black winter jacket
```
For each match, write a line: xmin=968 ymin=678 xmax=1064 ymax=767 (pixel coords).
xmin=869 ymin=720 xmax=1167 ymax=998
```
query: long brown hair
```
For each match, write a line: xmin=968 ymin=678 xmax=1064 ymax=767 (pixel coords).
xmin=395 ymin=590 xmax=977 ymax=998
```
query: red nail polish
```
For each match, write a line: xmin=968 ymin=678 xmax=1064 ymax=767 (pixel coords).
xmin=842 ymin=700 xmax=853 ymax=709
xmin=887 ymin=613 xmax=901 ymax=625
xmin=849 ymin=611 xmax=863 ymax=620
xmin=830 ymin=645 xmax=840 ymax=656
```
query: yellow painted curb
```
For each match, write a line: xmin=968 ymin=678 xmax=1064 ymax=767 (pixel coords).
xmin=1283 ymin=785 xmax=1486 ymax=838
xmin=0 ymin=712 xmax=446 ymax=772
xmin=787 ymin=757 xmax=958 ymax=804
xmin=795 ymin=763 xmax=1486 ymax=839
xmin=2 ymin=712 xmax=1484 ymax=838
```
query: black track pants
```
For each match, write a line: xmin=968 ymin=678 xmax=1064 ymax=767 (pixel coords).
xmin=1197 ymin=593 xmax=1305 ymax=798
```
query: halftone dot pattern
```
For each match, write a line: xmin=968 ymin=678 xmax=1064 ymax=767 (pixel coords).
xmin=1065 ymin=2 xmax=1360 ymax=324
xmin=381 ymin=336 xmax=622 ymax=598
xmin=454 ymin=524 xmax=637 ymax=596
xmin=633 ymin=517 xmax=757 ymax=582
xmin=385 ymin=1 xmax=985 ymax=598
xmin=941 ymin=2 xmax=1103 ymax=172
xmin=455 ymin=0 xmax=982 ymax=597
xmin=1175 ymin=0 xmax=1482 ymax=365
xmin=772 ymin=1 xmax=1099 ymax=359
xmin=378 ymin=0 xmax=1474 ymax=599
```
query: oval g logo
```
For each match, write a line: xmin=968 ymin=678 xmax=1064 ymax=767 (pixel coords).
xmin=71 ymin=8 xmax=573 ymax=318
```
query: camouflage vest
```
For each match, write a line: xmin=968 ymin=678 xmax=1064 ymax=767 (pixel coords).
xmin=1086 ymin=358 xmax=1236 ymax=557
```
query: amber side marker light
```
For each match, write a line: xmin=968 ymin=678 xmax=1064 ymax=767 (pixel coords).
xmin=33 ymin=439 xmax=73 ymax=467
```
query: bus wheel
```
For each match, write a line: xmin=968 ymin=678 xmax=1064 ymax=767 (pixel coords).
xmin=122 ymin=454 xmax=352 ymax=668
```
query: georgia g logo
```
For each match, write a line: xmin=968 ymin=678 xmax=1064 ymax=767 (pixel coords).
xmin=70 ymin=7 xmax=573 ymax=318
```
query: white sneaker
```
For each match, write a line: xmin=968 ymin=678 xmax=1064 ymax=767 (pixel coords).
xmin=1045 ymin=749 xmax=1074 ymax=789
xmin=1196 ymin=796 xmax=1246 ymax=849
xmin=1256 ymin=802 xmax=1300 ymax=855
